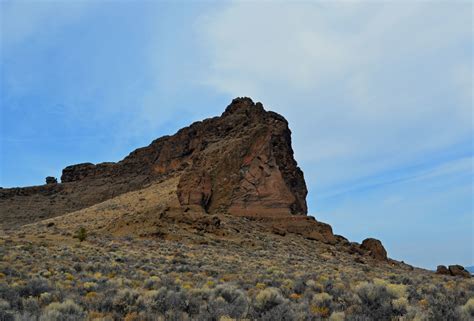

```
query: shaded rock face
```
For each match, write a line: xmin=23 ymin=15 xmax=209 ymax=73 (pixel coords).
xmin=361 ymin=238 xmax=388 ymax=261
xmin=0 ymin=98 xmax=308 ymax=227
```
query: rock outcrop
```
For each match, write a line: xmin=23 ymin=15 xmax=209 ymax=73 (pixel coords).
xmin=437 ymin=265 xmax=471 ymax=278
xmin=45 ymin=176 xmax=57 ymax=185
xmin=436 ymin=265 xmax=450 ymax=275
xmin=0 ymin=98 xmax=308 ymax=227
xmin=0 ymin=97 xmax=394 ymax=254
xmin=176 ymin=98 xmax=307 ymax=216
xmin=361 ymin=238 xmax=388 ymax=261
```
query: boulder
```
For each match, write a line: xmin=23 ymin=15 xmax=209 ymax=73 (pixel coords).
xmin=361 ymin=238 xmax=387 ymax=260
xmin=45 ymin=176 xmax=57 ymax=185
xmin=448 ymin=265 xmax=471 ymax=278
xmin=436 ymin=265 xmax=450 ymax=275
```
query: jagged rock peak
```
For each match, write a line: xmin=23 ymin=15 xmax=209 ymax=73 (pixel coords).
xmin=223 ymin=97 xmax=262 ymax=115
xmin=222 ymin=97 xmax=287 ymax=124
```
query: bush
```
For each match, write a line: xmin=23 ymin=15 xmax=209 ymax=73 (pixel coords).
xmin=39 ymin=300 xmax=86 ymax=321
xmin=112 ymin=289 xmax=141 ymax=315
xmin=19 ymin=278 xmax=52 ymax=298
xmin=254 ymin=288 xmax=285 ymax=312
xmin=354 ymin=282 xmax=393 ymax=320
xmin=251 ymin=287 xmax=294 ymax=320
xmin=74 ymin=228 xmax=87 ymax=242
xmin=208 ymin=285 xmax=248 ymax=319
xmin=460 ymin=298 xmax=474 ymax=321
xmin=0 ymin=299 xmax=14 ymax=321
xmin=425 ymin=286 xmax=460 ymax=320
xmin=259 ymin=301 xmax=295 ymax=321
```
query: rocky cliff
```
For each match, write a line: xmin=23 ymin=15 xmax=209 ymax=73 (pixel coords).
xmin=0 ymin=98 xmax=307 ymax=227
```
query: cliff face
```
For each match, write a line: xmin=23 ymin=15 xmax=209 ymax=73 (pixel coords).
xmin=0 ymin=98 xmax=308 ymax=227
xmin=176 ymin=98 xmax=307 ymax=216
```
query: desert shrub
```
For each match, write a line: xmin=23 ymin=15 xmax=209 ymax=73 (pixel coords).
xmin=424 ymin=286 xmax=460 ymax=320
xmin=293 ymin=279 xmax=306 ymax=295
xmin=22 ymin=297 xmax=40 ymax=316
xmin=112 ymin=289 xmax=141 ymax=315
xmin=392 ymin=297 xmax=408 ymax=315
xmin=165 ymin=290 xmax=188 ymax=312
xmin=354 ymin=281 xmax=393 ymax=320
xmin=19 ymin=278 xmax=52 ymax=298
xmin=39 ymin=300 xmax=86 ymax=321
xmin=140 ymin=287 xmax=168 ymax=313
xmin=0 ymin=283 xmax=21 ymax=311
xmin=158 ymin=276 xmax=178 ymax=291
xmin=259 ymin=301 xmax=295 ymax=321
xmin=143 ymin=276 xmax=161 ymax=290
xmin=12 ymin=312 xmax=37 ymax=321
xmin=141 ymin=287 xmax=185 ymax=315
xmin=459 ymin=297 xmax=474 ymax=321
xmin=329 ymin=311 xmax=345 ymax=321
xmin=310 ymin=292 xmax=333 ymax=318
xmin=208 ymin=285 xmax=248 ymax=319
xmin=254 ymin=288 xmax=285 ymax=312
xmin=74 ymin=228 xmax=87 ymax=242
xmin=251 ymin=287 xmax=294 ymax=320
xmin=0 ymin=299 xmax=14 ymax=321
xmin=406 ymin=283 xmax=422 ymax=302
xmin=386 ymin=283 xmax=406 ymax=299
xmin=186 ymin=288 xmax=209 ymax=316
xmin=39 ymin=292 xmax=54 ymax=306
xmin=312 ymin=292 xmax=333 ymax=308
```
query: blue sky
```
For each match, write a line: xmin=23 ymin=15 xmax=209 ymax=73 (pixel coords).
xmin=0 ymin=1 xmax=472 ymax=269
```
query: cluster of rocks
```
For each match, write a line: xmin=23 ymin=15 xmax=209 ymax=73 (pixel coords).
xmin=436 ymin=265 xmax=471 ymax=278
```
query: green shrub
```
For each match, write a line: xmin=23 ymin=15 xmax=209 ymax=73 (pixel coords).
xmin=73 ymin=227 xmax=87 ymax=242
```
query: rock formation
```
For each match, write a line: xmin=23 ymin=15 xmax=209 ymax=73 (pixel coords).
xmin=45 ymin=176 xmax=57 ymax=185
xmin=0 ymin=97 xmax=388 ymax=252
xmin=437 ymin=265 xmax=471 ymax=278
xmin=0 ymin=98 xmax=306 ymax=227
xmin=361 ymin=238 xmax=387 ymax=261
xmin=436 ymin=265 xmax=450 ymax=275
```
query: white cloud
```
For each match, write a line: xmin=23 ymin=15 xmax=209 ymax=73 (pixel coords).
xmin=197 ymin=1 xmax=473 ymax=192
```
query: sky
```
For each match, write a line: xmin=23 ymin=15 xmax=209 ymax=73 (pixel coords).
xmin=0 ymin=0 xmax=472 ymax=269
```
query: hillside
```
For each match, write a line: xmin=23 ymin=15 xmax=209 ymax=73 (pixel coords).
xmin=0 ymin=98 xmax=472 ymax=321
